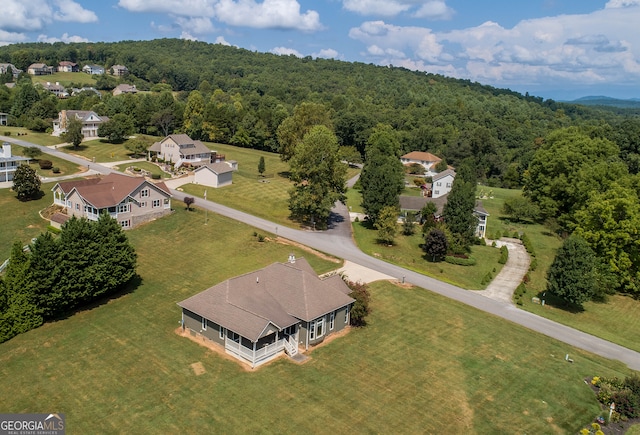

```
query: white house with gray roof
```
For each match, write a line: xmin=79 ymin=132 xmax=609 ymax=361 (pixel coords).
xmin=178 ymin=256 xmax=354 ymax=368
xmin=0 ymin=143 xmax=29 ymax=182
xmin=148 ymin=134 xmax=222 ymax=169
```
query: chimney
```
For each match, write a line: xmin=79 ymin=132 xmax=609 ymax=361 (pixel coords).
xmin=256 ymin=277 xmax=259 ymax=283
xmin=2 ymin=143 xmax=11 ymax=158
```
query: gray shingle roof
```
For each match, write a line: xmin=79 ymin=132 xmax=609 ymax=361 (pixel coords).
xmin=178 ymin=258 xmax=354 ymax=342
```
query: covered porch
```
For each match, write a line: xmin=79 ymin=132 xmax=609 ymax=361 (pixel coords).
xmin=223 ymin=327 xmax=299 ymax=368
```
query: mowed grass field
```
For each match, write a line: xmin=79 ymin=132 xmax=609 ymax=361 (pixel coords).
xmin=480 ymin=187 xmax=640 ymax=353
xmin=1 ymin=127 xmax=65 ymax=147
xmin=0 ymin=203 xmax=631 ymax=433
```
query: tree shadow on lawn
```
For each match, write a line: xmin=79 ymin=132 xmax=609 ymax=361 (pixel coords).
xmin=535 ymin=290 xmax=586 ymax=313
xmin=49 ymin=274 xmax=143 ymax=323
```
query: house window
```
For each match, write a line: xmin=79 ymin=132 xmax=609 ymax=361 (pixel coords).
xmin=140 ymin=201 xmax=146 ymax=208
xmin=118 ymin=203 xmax=130 ymax=213
xmin=153 ymin=199 xmax=161 ymax=208
xmin=446 ymin=182 xmax=452 ymax=188
xmin=228 ymin=331 xmax=239 ymax=342
xmin=436 ymin=182 xmax=442 ymax=186
xmin=316 ymin=317 xmax=324 ymax=339
xmin=120 ymin=220 xmax=130 ymax=228
xmin=330 ymin=312 xmax=335 ymax=330
xmin=345 ymin=307 xmax=350 ymax=324
xmin=309 ymin=321 xmax=316 ymax=340
xmin=201 ymin=317 xmax=207 ymax=331
xmin=219 ymin=327 xmax=225 ymax=339
xmin=67 ymin=200 xmax=72 ymax=207
xmin=140 ymin=189 xmax=149 ymax=198
xmin=75 ymin=203 xmax=80 ymax=210
xmin=434 ymin=190 xmax=439 ymax=195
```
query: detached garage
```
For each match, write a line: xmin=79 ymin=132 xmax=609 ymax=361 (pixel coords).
xmin=193 ymin=162 xmax=235 ymax=188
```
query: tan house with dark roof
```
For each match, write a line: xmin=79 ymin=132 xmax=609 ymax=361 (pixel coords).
xmin=27 ymin=63 xmax=54 ymax=75
xmin=58 ymin=61 xmax=79 ymax=72
xmin=178 ymin=256 xmax=355 ymax=368
xmin=51 ymin=173 xmax=172 ymax=229
xmin=401 ymin=151 xmax=445 ymax=176
xmin=148 ymin=134 xmax=221 ymax=169
xmin=110 ymin=65 xmax=129 ymax=76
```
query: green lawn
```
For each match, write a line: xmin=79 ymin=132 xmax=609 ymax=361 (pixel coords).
xmin=30 ymin=71 xmax=97 ymax=87
xmin=10 ymin=144 xmax=86 ymax=178
xmin=0 ymin=224 xmax=630 ymax=433
xmin=480 ymin=186 xmax=640 ymax=353
xmin=115 ymin=161 xmax=172 ymax=178
xmin=58 ymin=138 xmax=137 ymax=163
xmin=1 ymin=127 xmax=65 ymax=147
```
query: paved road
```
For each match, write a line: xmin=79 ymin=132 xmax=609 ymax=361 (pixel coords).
xmin=4 ymin=135 xmax=639 ymax=371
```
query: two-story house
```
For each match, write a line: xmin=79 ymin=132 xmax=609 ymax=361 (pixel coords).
xmin=51 ymin=173 xmax=172 ymax=230
xmin=0 ymin=143 xmax=30 ymax=182
xmin=58 ymin=61 xmax=79 ymax=72
xmin=110 ymin=65 xmax=129 ymax=76
xmin=82 ymin=64 xmax=105 ymax=75
xmin=52 ymin=110 xmax=109 ymax=138
xmin=148 ymin=134 xmax=223 ymax=169
xmin=431 ymin=169 xmax=456 ymax=198
xmin=27 ymin=63 xmax=54 ymax=75
xmin=40 ymin=82 xmax=69 ymax=98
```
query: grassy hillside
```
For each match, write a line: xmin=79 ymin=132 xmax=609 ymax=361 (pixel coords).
xmin=0 ymin=205 xmax=631 ymax=433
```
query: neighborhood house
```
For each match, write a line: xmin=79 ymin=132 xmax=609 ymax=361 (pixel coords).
xmin=51 ymin=173 xmax=172 ymax=229
xmin=0 ymin=143 xmax=29 ymax=182
xmin=401 ymin=151 xmax=447 ymax=177
xmin=178 ymin=256 xmax=355 ymax=368
xmin=83 ymin=64 xmax=105 ymax=75
xmin=53 ymin=110 xmax=109 ymax=138
xmin=58 ymin=61 xmax=79 ymax=72
xmin=27 ymin=63 xmax=54 ymax=75
xmin=148 ymin=134 xmax=224 ymax=169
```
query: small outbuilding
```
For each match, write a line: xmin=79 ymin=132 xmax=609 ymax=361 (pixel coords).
xmin=193 ymin=162 xmax=236 ymax=188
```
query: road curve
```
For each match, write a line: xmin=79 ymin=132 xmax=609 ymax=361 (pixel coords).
xmin=3 ymin=136 xmax=639 ymax=371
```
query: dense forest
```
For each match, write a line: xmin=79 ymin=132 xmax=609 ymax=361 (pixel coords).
xmin=2 ymin=38 xmax=639 ymax=186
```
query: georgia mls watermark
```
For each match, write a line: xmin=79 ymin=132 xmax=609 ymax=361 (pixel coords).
xmin=0 ymin=414 xmax=65 ymax=435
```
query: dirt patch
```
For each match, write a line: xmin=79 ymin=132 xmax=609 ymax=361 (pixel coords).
xmin=190 ymin=362 xmax=206 ymax=376
xmin=39 ymin=204 xmax=65 ymax=220
xmin=274 ymin=237 xmax=341 ymax=263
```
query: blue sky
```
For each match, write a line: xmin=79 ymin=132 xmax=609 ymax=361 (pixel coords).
xmin=2 ymin=0 xmax=640 ymax=100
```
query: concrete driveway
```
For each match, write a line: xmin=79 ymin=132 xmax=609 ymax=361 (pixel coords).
xmin=477 ymin=238 xmax=530 ymax=304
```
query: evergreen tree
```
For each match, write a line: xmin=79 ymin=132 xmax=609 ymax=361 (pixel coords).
xmin=360 ymin=124 xmax=404 ymax=223
xmin=12 ymin=164 xmax=42 ymax=201
xmin=424 ymin=228 xmax=448 ymax=262
xmin=258 ymin=156 xmax=265 ymax=176
xmin=547 ymin=235 xmax=600 ymax=308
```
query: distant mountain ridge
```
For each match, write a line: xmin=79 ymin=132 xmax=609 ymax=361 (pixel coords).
xmin=565 ymin=96 xmax=640 ymax=108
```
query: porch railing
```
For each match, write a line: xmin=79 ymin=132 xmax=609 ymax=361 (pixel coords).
xmin=225 ymin=339 xmax=286 ymax=366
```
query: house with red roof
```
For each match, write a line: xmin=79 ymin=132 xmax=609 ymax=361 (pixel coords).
xmin=51 ymin=173 xmax=171 ymax=229
xmin=178 ymin=256 xmax=355 ymax=368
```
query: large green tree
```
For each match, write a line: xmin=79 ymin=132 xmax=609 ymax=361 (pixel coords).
xmin=63 ymin=117 xmax=84 ymax=149
xmin=524 ymin=127 xmax=627 ymax=226
xmin=374 ymin=205 xmax=399 ymax=245
xmin=12 ymin=164 xmax=42 ymax=201
xmin=424 ymin=228 xmax=448 ymax=262
xmin=572 ymin=184 xmax=640 ymax=295
xmin=98 ymin=113 xmax=134 ymax=143
xmin=277 ymin=102 xmax=333 ymax=162
xmin=359 ymin=124 xmax=405 ymax=223
xmin=442 ymin=177 xmax=476 ymax=251
xmin=288 ymin=125 xmax=346 ymax=229
xmin=546 ymin=235 xmax=601 ymax=308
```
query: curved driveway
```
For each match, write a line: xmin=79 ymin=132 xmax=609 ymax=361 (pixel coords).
xmin=4 ymin=136 xmax=640 ymax=371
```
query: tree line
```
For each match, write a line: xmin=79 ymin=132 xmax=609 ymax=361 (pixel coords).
xmin=2 ymin=39 xmax=639 ymax=185
xmin=0 ymin=214 xmax=137 ymax=343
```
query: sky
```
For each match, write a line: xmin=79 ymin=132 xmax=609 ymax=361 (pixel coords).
xmin=2 ymin=0 xmax=640 ymax=101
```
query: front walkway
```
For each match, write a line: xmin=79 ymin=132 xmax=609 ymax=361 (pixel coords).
xmin=477 ymin=238 xmax=530 ymax=304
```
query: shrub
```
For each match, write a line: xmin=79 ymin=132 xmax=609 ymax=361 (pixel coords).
xmin=257 ymin=234 xmax=265 ymax=242
xmin=4 ymin=131 xmax=10 ymax=136
xmin=498 ymin=245 xmax=508 ymax=264
xmin=520 ymin=232 xmax=536 ymax=256
xmin=47 ymin=226 xmax=61 ymax=234
xmin=39 ymin=160 xmax=53 ymax=169
xmin=444 ymin=255 xmax=476 ymax=266
xmin=345 ymin=280 xmax=371 ymax=327
xmin=151 ymin=174 xmax=161 ymax=180
xmin=529 ymin=258 xmax=538 ymax=271
xmin=52 ymin=167 xmax=60 ymax=173
xmin=481 ymin=271 xmax=493 ymax=285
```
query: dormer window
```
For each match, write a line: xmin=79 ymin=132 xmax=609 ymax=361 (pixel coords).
xmin=140 ymin=188 xmax=149 ymax=198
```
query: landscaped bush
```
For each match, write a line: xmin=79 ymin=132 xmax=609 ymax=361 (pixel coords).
xmin=39 ymin=160 xmax=53 ymax=169
xmin=481 ymin=271 xmax=493 ymax=285
xmin=529 ymin=258 xmax=537 ymax=271
xmin=444 ymin=255 xmax=476 ymax=266
xmin=592 ymin=374 xmax=640 ymax=419
xmin=151 ymin=174 xmax=161 ymax=180
xmin=4 ymin=131 xmax=10 ymax=136
xmin=52 ymin=167 xmax=60 ymax=173
xmin=498 ymin=245 xmax=508 ymax=264
xmin=345 ymin=279 xmax=371 ymax=327
xmin=520 ymin=232 xmax=536 ymax=257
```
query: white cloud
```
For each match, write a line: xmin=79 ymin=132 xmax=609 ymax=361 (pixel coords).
xmin=214 ymin=0 xmax=322 ymax=31
xmin=119 ymin=0 xmax=322 ymax=31
xmin=343 ymin=0 xmax=453 ymax=19
xmin=313 ymin=48 xmax=339 ymax=59
xmin=0 ymin=29 xmax=28 ymax=46
xmin=215 ymin=36 xmax=231 ymax=45
xmin=175 ymin=16 xmax=215 ymax=35
xmin=350 ymin=3 xmax=640 ymax=91
xmin=180 ymin=31 xmax=197 ymax=41
xmin=413 ymin=1 xmax=454 ymax=19
xmin=37 ymin=32 xmax=90 ymax=43
xmin=118 ymin=0 xmax=216 ymax=16
xmin=0 ymin=0 xmax=53 ymax=32
xmin=53 ymin=0 xmax=98 ymax=23
xmin=271 ymin=46 xmax=303 ymax=57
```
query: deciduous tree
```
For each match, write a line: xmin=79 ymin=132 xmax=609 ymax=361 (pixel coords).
xmin=424 ymin=228 xmax=448 ymax=262
xmin=288 ymin=125 xmax=346 ymax=229
xmin=277 ymin=102 xmax=333 ymax=162
xmin=375 ymin=205 xmax=399 ymax=245
xmin=546 ymin=235 xmax=601 ymax=308
xmin=63 ymin=117 xmax=84 ymax=149
xmin=12 ymin=164 xmax=41 ymax=201
xmin=360 ymin=124 xmax=404 ymax=223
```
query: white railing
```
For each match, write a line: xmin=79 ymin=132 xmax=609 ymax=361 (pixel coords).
xmin=283 ymin=336 xmax=298 ymax=356
xmin=225 ymin=339 xmax=286 ymax=365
